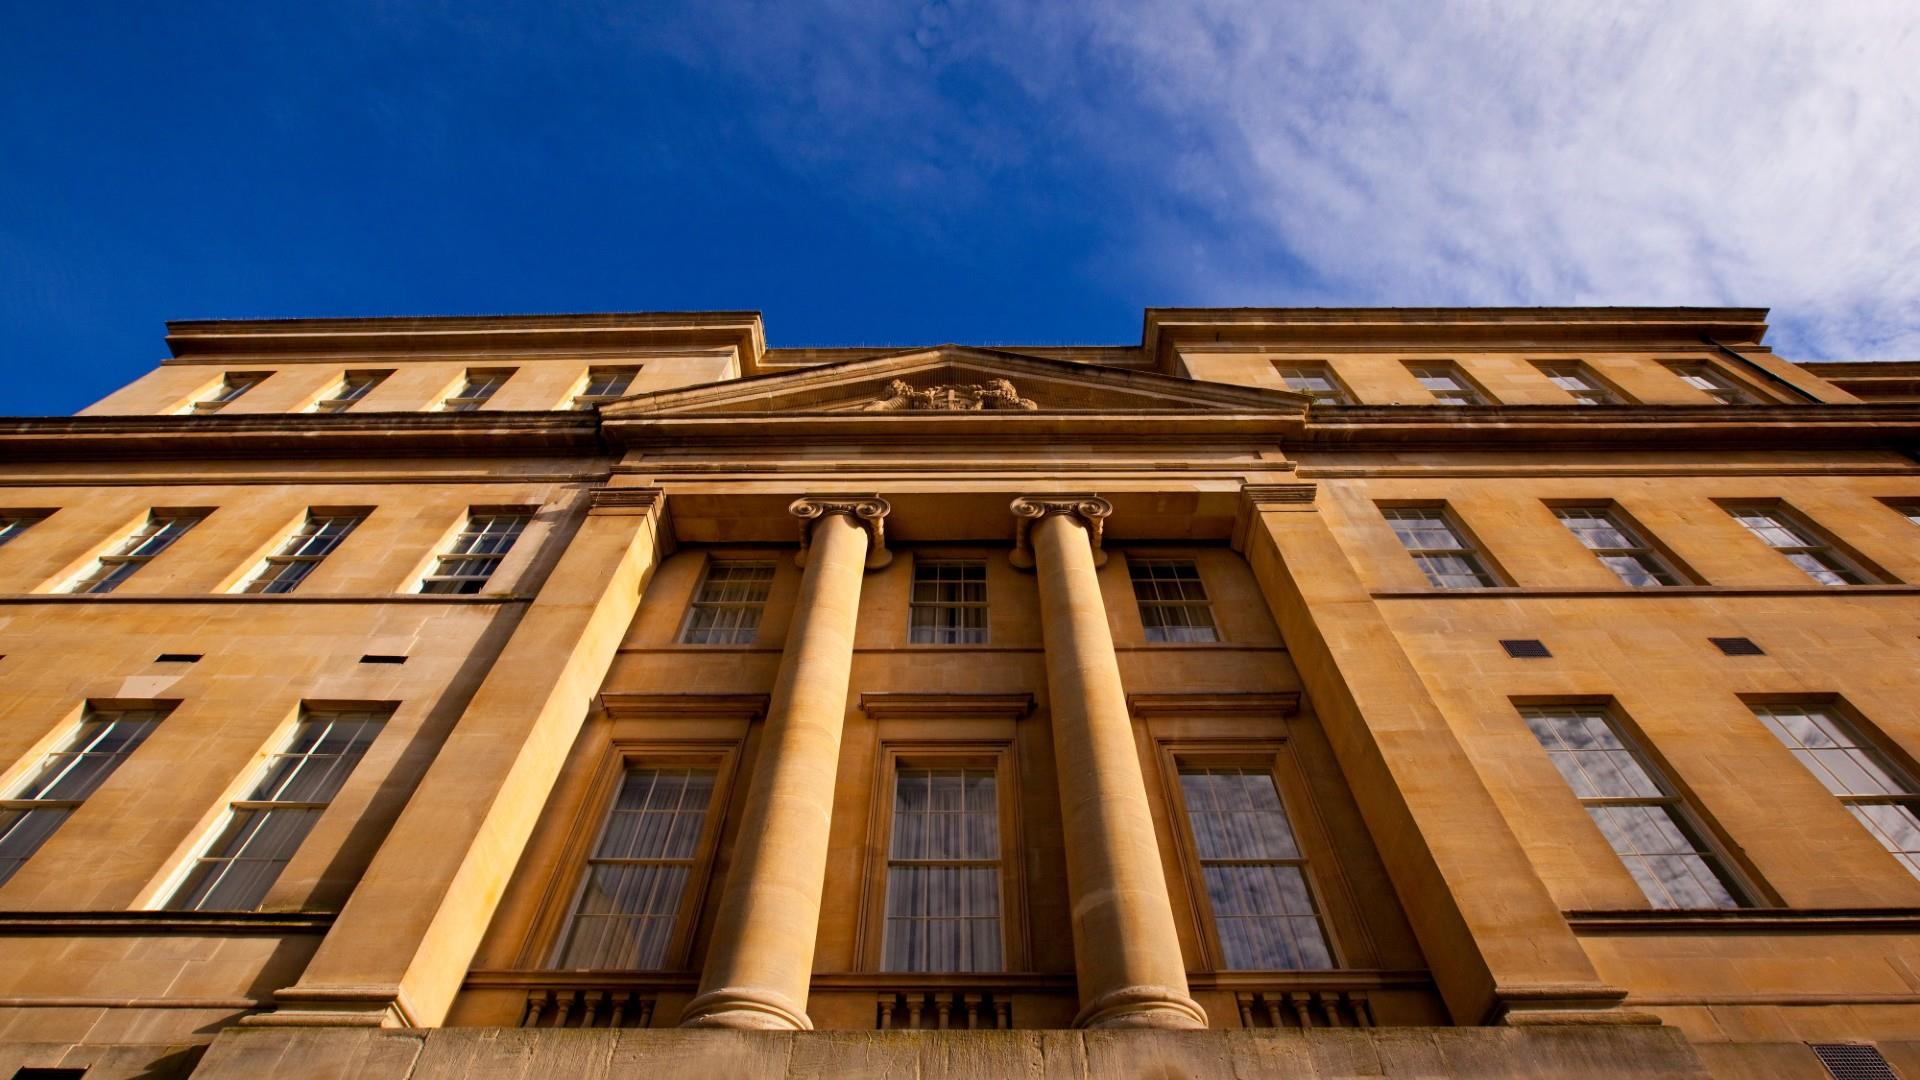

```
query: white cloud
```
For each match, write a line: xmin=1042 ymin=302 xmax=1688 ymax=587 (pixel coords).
xmin=652 ymin=1 xmax=1920 ymax=358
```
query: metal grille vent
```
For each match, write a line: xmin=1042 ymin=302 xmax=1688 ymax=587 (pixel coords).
xmin=1710 ymin=637 xmax=1765 ymax=656
xmin=1500 ymin=639 xmax=1551 ymax=659
xmin=1813 ymin=1043 xmax=1900 ymax=1080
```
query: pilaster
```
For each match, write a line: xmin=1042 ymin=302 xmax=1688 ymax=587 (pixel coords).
xmin=1236 ymin=482 xmax=1640 ymax=1025
xmin=248 ymin=486 xmax=671 ymax=1028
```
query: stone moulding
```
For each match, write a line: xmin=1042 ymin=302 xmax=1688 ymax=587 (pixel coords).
xmin=1126 ymin=691 xmax=1302 ymax=720
xmin=241 ymin=982 xmax=419 ymax=1029
xmin=789 ymin=495 xmax=892 ymax=569
xmin=856 ymin=692 xmax=1035 ymax=722
xmin=1565 ymin=907 xmax=1920 ymax=933
xmin=585 ymin=485 xmax=665 ymax=516
xmin=1232 ymin=482 xmax=1319 ymax=551
xmin=596 ymin=693 xmax=770 ymax=722
xmin=0 ymin=910 xmax=335 ymax=934
xmin=1008 ymin=495 xmax=1111 ymax=570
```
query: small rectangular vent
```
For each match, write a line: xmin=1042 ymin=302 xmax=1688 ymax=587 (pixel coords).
xmin=359 ymin=654 xmax=407 ymax=665
xmin=1500 ymin=639 xmax=1551 ymax=659
xmin=154 ymin=653 xmax=202 ymax=663
xmin=1812 ymin=1043 xmax=1899 ymax=1080
xmin=1710 ymin=637 xmax=1765 ymax=656
xmin=13 ymin=1068 xmax=90 ymax=1080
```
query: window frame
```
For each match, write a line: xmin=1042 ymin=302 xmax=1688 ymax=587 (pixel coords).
xmin=0 ymin=510 xmax=53 ymax=548
xmin=1667 ymin=361 xmax=1764 ymax=405
xmin=1157 ymin=742 xmax=1350 ymax=973
xmin=1126 ymin=556 xmax=1222 ymax=644
xmin=1547 ymin=502 xmax=1691 ymax=587
xmin=68 ymin=509 xmax=210 ymax=594
xmin=1378 ymin=503 xmax=1504 ymax=589
xmin=188 ymin=372 xmax=270 ymax=414
xmin=1533 ymin=360 xmax=1629 ymax=405
xmin=440 ymin=367 xmax=517 ymax=412
xmin=1404 ymin=362 xmax=1494 ymax=406
xmin=678 ymin=558 xmax=778 ymax=645
xmin=1721 ymin=501 xmax=1884 ymax=586
xmin=907 ymin=557 xmax=989 ymax=646
xmin=1880 ymin=499 xmax=1920 ymax=530
xmin=241 ymin=510 xmax=368 ymax=595
xmin=1270 ymin=362 xmax=1355 ymax=405
xmin=0 ymin=702 xmax=174 ymax=886
xmin=1516 ymin=701 xmax=1754 ymax=910
xmin=859 ymin=742 xmax=1027 ymax=974
xmin=163 ymin=705 xmax=390 ymax=912
xmin=417 ymin=509 xmax=533 ymax=594
xmin=573 ymin=366 xmax=641 ymax=408
xmin=539 ymin=744 xmax=738 ymax=972
xmin=1748 ymin=698 xmax=1920 ymax=881
xmin=311 ymin=370 xmax=393 ymax=414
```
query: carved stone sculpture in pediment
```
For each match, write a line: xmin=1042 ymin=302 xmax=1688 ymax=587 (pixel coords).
xmin=861 ymin=378 xmax=1039 ymax=412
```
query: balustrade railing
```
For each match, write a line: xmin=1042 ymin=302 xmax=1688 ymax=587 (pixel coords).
xmin=520 ymin=987 xmax=657 ymax=1028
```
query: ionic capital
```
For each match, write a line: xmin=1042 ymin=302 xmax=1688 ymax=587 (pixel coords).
xmin=789 ymin=495 xmax=892 ymax=569
xmin=1009 ymin=494 xmax=1112 ymax=569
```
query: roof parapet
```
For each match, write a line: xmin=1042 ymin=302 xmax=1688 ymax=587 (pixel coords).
xmin=1140 ymin=306 xmax=1772 ymax=375
xmin=164 ymin=310 xmax=768 ymax=373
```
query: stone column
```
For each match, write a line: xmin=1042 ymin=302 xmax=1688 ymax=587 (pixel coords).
xmin=682 ymin=496 xmax=890 ymax=1030
xmin=1011 ymin=496 xmax=1207 ymax=1030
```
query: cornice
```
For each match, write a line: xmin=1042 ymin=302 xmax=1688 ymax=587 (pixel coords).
xmin=0 ymin=412 xmax=603 ymax=461
xmin=1300 ymin=403 xmax=1920 ymax=451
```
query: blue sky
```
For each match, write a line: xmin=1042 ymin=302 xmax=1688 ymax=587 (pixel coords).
xmin=3 ymin=2 xmax=1916 ymax=415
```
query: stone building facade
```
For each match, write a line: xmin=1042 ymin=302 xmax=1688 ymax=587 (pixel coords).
xmin=1 ymin=307 xmax=1917 ymax=1078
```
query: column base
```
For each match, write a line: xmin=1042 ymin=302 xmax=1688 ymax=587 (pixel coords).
xmin=1074 ymin=984 xmax=1209 ymax=1030
xmin=678 ymin=986 xmax=814 ymax=1031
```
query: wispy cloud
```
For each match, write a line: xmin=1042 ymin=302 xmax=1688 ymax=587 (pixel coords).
xmin=654 ymin=1 xmax=1920 ymax=358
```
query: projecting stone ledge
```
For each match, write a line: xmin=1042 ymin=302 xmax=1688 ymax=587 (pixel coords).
xmin=184 ymin=1024 xmax=1713 ymax=1079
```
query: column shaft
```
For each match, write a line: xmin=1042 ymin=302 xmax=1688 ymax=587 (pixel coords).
xmin=682 ymin=510 xmax=871 ymax=1030
xmin=1029 ymin=509 xmax=1207 ymax=1030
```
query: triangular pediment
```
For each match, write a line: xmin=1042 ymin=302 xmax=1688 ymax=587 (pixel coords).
xmin=599 ymin=345 xmax=1309 ymax=419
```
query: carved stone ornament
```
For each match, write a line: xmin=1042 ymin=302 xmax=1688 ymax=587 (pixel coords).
xmin=1009 ymin=495 xmax=1112 ymax=569
xmin=789 ymin=495 xmax=892 ymax=570
xmin=861 ymin=378 xmax=1039 ymax=412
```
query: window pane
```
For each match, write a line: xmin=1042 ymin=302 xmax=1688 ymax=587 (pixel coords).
xmin=883 ymin=766 xmax=1003 ymax=972
xmin=1521 ymin=706 xmax=1743 ymax=909
xmin=1729 ymin=507 xmax=1867 ymax=584
xmin=168 ymin=710 xmax=387 ymax=911
xmin=682 ymin=562 xmax=776 ymax=644
xmin=1128 ymin=560 xmax=1219 ymax=642
xmin=908 ymin=560 xmax=988 ymax=645
xmin=1179 ymin=766 xmax=1334 ymax=970
xmin=553 ymin=766 xmax=716 ymax=970
xmin=0 ymin=708 xmax=167 ymax=884
xmin=0 ymin=807 xmax=72 ymax=885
